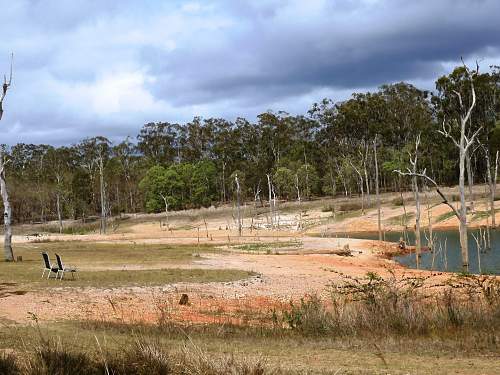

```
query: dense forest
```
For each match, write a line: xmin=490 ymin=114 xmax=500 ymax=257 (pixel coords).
xmin=1 ymin=65 xmax=500 ymax=226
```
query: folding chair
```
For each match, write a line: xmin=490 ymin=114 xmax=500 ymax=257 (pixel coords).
xmin=41 ymin=252 xmax=59 ymax=279
xmin=55 ymin=253 xmax=78 ymax=280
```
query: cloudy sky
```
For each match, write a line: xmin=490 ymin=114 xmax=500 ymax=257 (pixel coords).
xmin=1 ymin=0 xmax=499 ymax=145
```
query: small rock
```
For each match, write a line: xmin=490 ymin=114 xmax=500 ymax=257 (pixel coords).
xmin=179 ymin=293 xmax=189 ymax=305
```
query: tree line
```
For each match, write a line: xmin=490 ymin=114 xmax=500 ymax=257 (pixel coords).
xmin=1 ymin=64 xmax=499 ymax=233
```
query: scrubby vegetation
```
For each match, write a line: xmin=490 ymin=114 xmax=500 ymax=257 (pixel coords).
xmin=1 ymin=272 xmax=499 ymax=374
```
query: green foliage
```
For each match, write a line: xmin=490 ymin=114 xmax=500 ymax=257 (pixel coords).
xmin=139 ymin=161 xmax=218 ymax=212
xmin=273 ymin=167 xmax=295 ymax=199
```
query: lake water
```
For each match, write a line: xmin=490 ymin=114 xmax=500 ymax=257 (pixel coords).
xmin=346 ymin=229 xmax=500 ymax=275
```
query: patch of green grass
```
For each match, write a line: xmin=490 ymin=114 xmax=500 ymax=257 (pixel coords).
xmin=471 ymin=209 xmax=500 ymax=222
xmin=436 ymin=211 xmax=456 ymax=223
xmin=0 ymin=242 xmax=249 ymax=289
xmin=334 ymin=209 xmax=364 ymax=221
xmin=386 ymin=213 xmax=415 ymax=225
xmin=232 ymin=241 xmax=302 ymax=253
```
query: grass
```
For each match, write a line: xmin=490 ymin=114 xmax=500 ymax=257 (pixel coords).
xmin=232 ymin=241 xmax=302 ymax=253
xmin=0 ymin=242 xmax=252 ymax=289
xmin=471 ymin=208 xmax=500 ymax=222
xmin=385 ymin=212 xmax=415 ymax=225
xmin=436 ymin=211 xmax=456 ymax=223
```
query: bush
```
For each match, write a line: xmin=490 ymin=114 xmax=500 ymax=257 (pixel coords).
xmin=0 ymin=353 xmax=19 ymax=375
xmin=16 ymin=338 xmax=275 ymax=375
xmin=321 ymin=205 xmax=335 ymax=213
xmin=391 ymin=196 xmax=414 ymax=206
xmin=274 ymin=272 xmax=500 ymax=339
xmin=338 ymin=202 xmax=362 ymax=211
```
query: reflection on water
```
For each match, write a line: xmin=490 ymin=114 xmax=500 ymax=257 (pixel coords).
xmin=347 ymin=229 xmax=500 ymax=275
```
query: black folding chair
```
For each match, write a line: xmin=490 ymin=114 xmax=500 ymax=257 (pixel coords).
xmin=55 ymin=254 xmax=77 ymax=280
xmin=41 ymin=252 xmax=59 ymax=279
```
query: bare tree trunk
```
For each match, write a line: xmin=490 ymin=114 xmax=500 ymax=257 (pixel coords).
xmin=409 ymin=135 xmax=422 ymax=268
xmin=458 ymin=138 xmax=469 ymax=271
xmin=56 ymin=192 xmax=63 ymax=234
xmin=295 ymin=174 xmax=301 ymax=203
xmin=0 ymin=55 xmax=14 ymax=261
xmin=235 ymin=174 xmax=242 ymax=236
xmin=373 ymin=138 xmax=382 ymax=242
xmin=0 ymin=151 xmax=14 ymax=261
xmin=99 ymin=156 xmax=107 ymax=234
xmin=466 ymin=151 xmax=475 ymax=211
xmin=221 ymin=161 xmax=226 ymax=203
xmin=267 ymin=174 xmax=274 ymax=229
xmin=348 ymin=160 xmax=364 ymax=213
xmin=160 ymin=194 xmax=169 ymax=229
xmin=436 ymin=61 xmax=479 ymax=272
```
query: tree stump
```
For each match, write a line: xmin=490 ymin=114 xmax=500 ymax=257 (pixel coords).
xmin=179 ymin=294 xmax=189 ymax=305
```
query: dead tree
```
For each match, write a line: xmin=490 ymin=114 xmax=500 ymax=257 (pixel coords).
xmin=410 ymin=135 xmax=422 ymax=268
xmin=295 ymin=173 xmax=301 ymax=203
xmin=437 ymin=61 xmax=480 ymax=271
xmin=348 ymin=159 xmax=365 ymax=214
xmin=373 ymin=136 xmax=382 ymax=242
xmin=235 ymin=174 xmax=242 ymax=236
xmin=482 ymin=144 xmax=499 ymax=228
xmin=266 ymin=174 xmax=274 ymax=229
xmin=395 ymin=135 xmax=423 ymax=268
xmin=98 ymin=151 xmax=107 ymax=234
xmin=55 ymin=173 xmax=63 ymax=234
xmin=0 ymin=54 xmax=13 ymax=261
xmin=159 ymin=193 xmax=169 ymax=229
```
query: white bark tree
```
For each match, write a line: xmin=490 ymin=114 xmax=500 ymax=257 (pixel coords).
xmin=0 ymin=54 xmax=13 ymax=261
xmin=396 ymin=61 xmax=479 ymax=272
xmin=373 ymin=136 xmax=382 ymax=242
xmin=235 ymin=174 xmax=242 ymax=236
xmin=409 ymin=135 xmax=422 ymax=268
xmin=438 ymin=61 xmax=480 ymax=271
xmin=266 ymin=174 xmax=274 ymax=229
xmin=482 ymin=144 xmax=499 ymax=228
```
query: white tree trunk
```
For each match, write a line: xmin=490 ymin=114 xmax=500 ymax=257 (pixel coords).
xmin=99 ymin=156 xmax=107 ymax=234
xmin=0 ymin=150 xmax=14 ymax=261
xmin=56 ymin=192 xmax=63 ymax=234
xmin=373 ymin=138 xmax=382 ymax=242
xmin=235 ymin=174 xmax=242 ymax=236
xmin=459 ymin=140 xmax=469 ymax=271
xmin=267 ymin=174 xmax=274 ymax=229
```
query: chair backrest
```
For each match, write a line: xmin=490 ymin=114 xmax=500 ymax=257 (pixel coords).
xmin=42 ymin=252 xmax=51 ymax=269
xmin=55 ymin=254 xmax=64 ymax=270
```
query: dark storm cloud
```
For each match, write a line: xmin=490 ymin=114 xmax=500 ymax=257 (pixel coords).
xmin=0 ymin=0 xmax=499 ymax=145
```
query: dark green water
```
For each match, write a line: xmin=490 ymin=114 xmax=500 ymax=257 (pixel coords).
xmin=346 ymin=229 xmax=500 ymax=275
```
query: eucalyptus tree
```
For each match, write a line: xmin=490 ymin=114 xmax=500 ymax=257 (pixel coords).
xmin=113 ymin=138 xmax=140 ymax=212
xmin=46 ymin=146 xmax=73 ymax=233
xmin=77 ymin=137 xmax=111 ymax=234
xmin=137 ymin=122 xmax=178 ymax=165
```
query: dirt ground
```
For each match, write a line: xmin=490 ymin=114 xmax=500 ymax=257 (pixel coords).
xmin=1 ymin=189 xmax=496 ymax=326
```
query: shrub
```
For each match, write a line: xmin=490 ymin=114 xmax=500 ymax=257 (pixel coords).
xmin=0 ymin=353 xmax=19 ymax=375
xmin=274 ymin=271 xmax=500 ymax=339
xmin=338 ymin=202 xmax=362 ymax=211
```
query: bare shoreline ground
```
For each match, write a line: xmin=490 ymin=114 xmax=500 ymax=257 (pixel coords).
xmin=0 ymin=195 xmax=495 ymax=325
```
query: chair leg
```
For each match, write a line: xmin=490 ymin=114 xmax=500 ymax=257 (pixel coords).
xmin=47 ymin=270 xmax=51 ymax=279
xmin=41 ymin=269 xmax=46 ymax=278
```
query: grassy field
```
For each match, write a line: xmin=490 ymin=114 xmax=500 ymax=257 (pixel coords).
xmin=0 ymin=242 xmax=252 ymax=289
